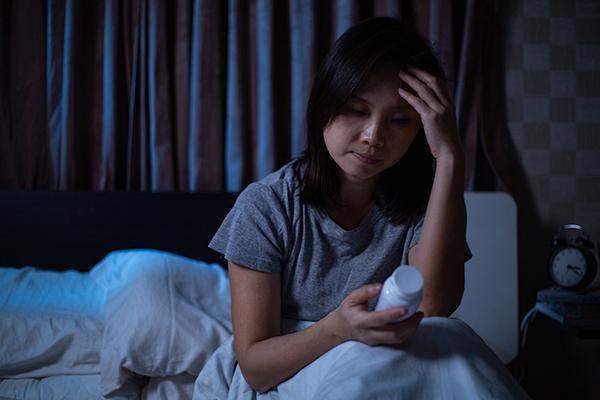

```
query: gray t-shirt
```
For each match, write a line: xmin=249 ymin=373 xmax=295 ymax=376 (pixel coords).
xmin=209 ymin=161 xmax=425 ymax=321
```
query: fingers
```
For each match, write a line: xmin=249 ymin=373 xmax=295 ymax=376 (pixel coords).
xmin=367 ymin=307 xmax=408 ymax=326
xmin=398 ymin=70 xmax=443 ymax=113
xmin=340 ymin=286 xmax=425 ymax=346
xmin=405 ymin=67 xmax=451 ymax=106
xmin=397 ymin=68 xmax=451 ymax=112
xmin=362 ymin=312 xmax=425 ymax=346
xmin=346 ymin=283 xmax=382 ymax=306
xmin=397 ymin=86 xmax=432 ymax=116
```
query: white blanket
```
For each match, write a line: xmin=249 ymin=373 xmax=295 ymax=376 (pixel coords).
xmin=194 ymin=318 xmax=531 ymax=400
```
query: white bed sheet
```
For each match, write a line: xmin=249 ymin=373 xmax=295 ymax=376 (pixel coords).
xmin=0 ymin=267 xmax=104 ymax=378
xmin=0 ymin=374 xmax=100 ymax=400
xmin=0 ymin=375 xmax=196 ymax=400
xmin=0 ymin=250 xmax=233 ymax=400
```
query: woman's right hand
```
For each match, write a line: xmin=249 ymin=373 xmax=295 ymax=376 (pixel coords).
xmin=328 ymin=283 xmax=424 ymax=346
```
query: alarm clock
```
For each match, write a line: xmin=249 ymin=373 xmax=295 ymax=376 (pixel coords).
xmin=548 ymin=224 xmax=600 ymax=291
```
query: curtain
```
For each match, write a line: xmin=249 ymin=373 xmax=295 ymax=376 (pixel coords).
xmin=0 ymin=0 xmax=499 ymax=192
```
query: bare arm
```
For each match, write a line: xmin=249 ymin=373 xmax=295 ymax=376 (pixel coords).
xmin=408 ymin=156 xmax=466 ymax=316
xmin=229 ymin=261 xmax=423 ymax=393
xmin=229 ymin=261 xmax=342 ymax=392
xmin=399 ymin=67 xmax=467 ymax=317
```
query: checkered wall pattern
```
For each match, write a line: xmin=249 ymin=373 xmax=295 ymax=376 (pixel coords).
xmin=504 ymin=0 xmax=600 ymax=239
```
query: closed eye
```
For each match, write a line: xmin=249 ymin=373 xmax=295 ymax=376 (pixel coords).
xmin=342 ymin=106 xmax=368 ymax=117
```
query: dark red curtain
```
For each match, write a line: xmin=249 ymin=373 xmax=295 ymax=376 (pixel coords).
xmin=0 ymin=0 xmax=501 ymax=192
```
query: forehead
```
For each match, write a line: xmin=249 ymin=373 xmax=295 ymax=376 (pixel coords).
xmin=351 ymin=62 xmax=412 ymax=106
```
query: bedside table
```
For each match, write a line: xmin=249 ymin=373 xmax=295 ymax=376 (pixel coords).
xmin=534 ymin=287 xmax=600 ymax=339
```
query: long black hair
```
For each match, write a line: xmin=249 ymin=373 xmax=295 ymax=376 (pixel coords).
xmin=295 ymin=17 xmax=446 ymax=224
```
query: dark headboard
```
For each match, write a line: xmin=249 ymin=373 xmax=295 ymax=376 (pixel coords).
xmin=0 ymin=192 xmax=238 ymax=271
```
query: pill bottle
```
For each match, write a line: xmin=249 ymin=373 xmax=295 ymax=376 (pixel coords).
xmin=375 ymin=265 xmax=423 ymax=321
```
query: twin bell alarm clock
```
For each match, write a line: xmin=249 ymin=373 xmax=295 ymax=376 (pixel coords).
xmin=548 ymin=224 xmax=600 ymax=292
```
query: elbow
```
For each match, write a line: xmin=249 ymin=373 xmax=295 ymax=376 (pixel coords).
xmin=420 ymin=284 xmax=464 ymax=318
xmin=426 ymin=267 xmax=465 ymax=317
xmin=246 ymin=372 xmax=276 ymax=394
xmin=234 ymin=346 xmax=274 ymax=394
xmin=242 ymin=372 xmax=272 ymax=394
xmin=444 ymin=286 xmax=464 ymax=316
xmin=420 ymin=304 xmax=454 ymax=318
xmin=237 ymin=360 xmax=271 ymax=393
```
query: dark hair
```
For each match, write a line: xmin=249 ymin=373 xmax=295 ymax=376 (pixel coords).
xmin=295 ymin=17 xmax=445 ymax=224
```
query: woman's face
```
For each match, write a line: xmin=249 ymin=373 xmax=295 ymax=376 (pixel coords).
xmin=323 ymin=62 xmax=422 ymax=185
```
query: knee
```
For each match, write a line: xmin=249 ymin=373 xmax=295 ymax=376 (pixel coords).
xmin=420 ymin=316 xmax=475 ymax=337
xmin=414 ymin=317 xmax=489 ymax=358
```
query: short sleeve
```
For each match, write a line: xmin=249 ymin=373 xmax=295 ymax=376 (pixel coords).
xmin=208 ymin=183 xmax=289 ymax=273
xmin=464 ymin=241 xmax=473 ymax=262
xmin=408 ymin=211 xmax=425 ymax=251
xmin=407 ymin=211 xmax=473 ymax=262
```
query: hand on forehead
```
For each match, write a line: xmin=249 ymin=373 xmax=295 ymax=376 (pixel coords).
xmin=350 ymin=62 xmax=419 ymax=114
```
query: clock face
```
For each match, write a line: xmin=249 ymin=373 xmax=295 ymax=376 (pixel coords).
xmin=550 ymin=247 xmax=588 ymax=288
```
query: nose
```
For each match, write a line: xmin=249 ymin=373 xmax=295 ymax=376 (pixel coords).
xmin=361 ymin=119 xmax=385 ymax=147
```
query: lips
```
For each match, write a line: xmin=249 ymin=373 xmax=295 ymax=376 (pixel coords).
xmin=353 ymin=152 xmax=381 ymax=164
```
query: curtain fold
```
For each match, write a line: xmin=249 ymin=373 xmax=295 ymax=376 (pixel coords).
xmin=47 ymin=0 xmax=70 ymax=189
xmin=455 ymin=0 xmax=485 ymax=191
xmin=225 ymin=0 xmax=246 ymax=191
xmin=101 ymin=0 xmax=117 ymax=190
xmin=256 ymin=0 xmax=275 ymax=180
xmin=288 ymin=0 xmax=314 ymax=160
xmin=0 ymin=0 xmax=503 ymax=192
xmin=188 ymin=0 xmax=226 ymax=191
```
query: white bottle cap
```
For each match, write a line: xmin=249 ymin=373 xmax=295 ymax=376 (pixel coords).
xmin=391 ymin=265 xmax=423 ymax=300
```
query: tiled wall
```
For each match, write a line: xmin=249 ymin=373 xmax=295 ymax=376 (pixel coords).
xmin=505 ymin=0 xmax=600 ymax=240
xmin=503 ymin=1 xmax=600 ymax=398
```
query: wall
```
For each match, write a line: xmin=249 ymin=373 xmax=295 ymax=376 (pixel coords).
xmin=502 ymin=1 xmax=600 ymax=399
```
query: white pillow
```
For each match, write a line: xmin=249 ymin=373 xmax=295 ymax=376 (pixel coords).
xmin=91 ymin=250 xmax=232 ymax=398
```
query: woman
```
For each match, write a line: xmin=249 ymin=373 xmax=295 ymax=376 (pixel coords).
xmin=195 ymin=17 xmax=529 ymax=399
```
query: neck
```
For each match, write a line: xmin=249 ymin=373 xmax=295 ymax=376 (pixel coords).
xmin=331 ymin=173 xmax=378 ymax=210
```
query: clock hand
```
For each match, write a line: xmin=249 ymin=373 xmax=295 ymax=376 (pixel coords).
xmin=567 ymin=264 xmax=583 ymax=275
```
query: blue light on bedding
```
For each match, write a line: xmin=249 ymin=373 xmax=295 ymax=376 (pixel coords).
xmin=0 ymin=266 xmax=104 ymax=318
xmin=0 ymin=266 xmax=105 ymax=378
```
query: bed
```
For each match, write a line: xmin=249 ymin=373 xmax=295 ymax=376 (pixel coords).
xmin=0 ymin=191 xmax=520 ymax=399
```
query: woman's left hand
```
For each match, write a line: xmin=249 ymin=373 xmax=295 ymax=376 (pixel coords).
xmin=397 ymin=68 xmax=463 ymax=161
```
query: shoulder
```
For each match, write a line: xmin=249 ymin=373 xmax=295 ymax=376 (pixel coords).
xmin=245 ymin=160 xmax=301 ymax=206
xmin=236 ymin=160 xmax=302 ymax=220
xmin=256 ymin=159 xmax=301 ymax=193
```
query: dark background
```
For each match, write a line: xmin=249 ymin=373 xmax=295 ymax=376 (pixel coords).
xmin=500 ymin=1 xmax=600 ymax=399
